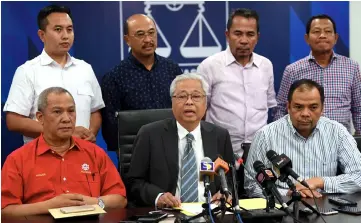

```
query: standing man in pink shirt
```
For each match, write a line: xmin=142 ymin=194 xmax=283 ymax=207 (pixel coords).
xmin=197 ymin=8 xmax=277 ymax=195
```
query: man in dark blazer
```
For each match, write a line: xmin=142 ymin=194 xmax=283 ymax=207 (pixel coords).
xmin=127 ymin=73 xmax=234 ymax=207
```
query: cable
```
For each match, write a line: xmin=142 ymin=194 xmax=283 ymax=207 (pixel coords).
xmin=236 ymin=213 xmax=244 ymax=223
xmin=229 ymin=199 xmax=244 ymax=223
xmin=309 ymin=189 xmax=328 ymax=223
xmin=207 ymin=191 xmax=215 ymax=223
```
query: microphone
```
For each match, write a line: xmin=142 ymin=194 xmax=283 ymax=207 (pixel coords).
xmin=214 ymin=156 xmax=230 ymax=198
xmin=236 ymin=154 xmax=290 ymax=215
xmin=234 ymin=154 xmax=253 ymax=173
xmin=253 ymin=160 xmax=289 ymax=212
xmin=266 ymin=150 xmax=309 ymax=188
xmin=234 ymin=153 xmax=245 ymax=166
xmin=234 ymin=154 xmax=269 ymax=197
xmin=234 ymin=153 xmax=243 ymax=164
xmin=199 ymin=157 xmax=215 ymax=191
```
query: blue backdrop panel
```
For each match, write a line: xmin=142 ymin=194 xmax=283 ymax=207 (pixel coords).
xmin=1 ymin=1 xmax=349 ymax=167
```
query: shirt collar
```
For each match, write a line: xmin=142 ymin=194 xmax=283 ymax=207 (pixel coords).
xmin=225 ymin=46 xmax=260 ymax=67
xmin=36 ymin=134 xmax=80 ymax=156
xmin=307 ymin=51 xmax=339 ymax=61
xmin=128 ymin=51 xmax=159 ymax=69
xmin=250 ymin=53 xmax=261 ymax=67
xmin=176 ymin=121 xmax=201 ymax=142
xmin=39 ymin=49 xmax=76 ymax=67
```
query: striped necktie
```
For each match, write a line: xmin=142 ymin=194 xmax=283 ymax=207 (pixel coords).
xmin=180 ymin=133 xmax=198 ymax=202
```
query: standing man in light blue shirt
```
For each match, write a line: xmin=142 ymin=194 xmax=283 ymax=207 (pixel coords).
xmin=245 ymin=79 xmax=361 ymax=198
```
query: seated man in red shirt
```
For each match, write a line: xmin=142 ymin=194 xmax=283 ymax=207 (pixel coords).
xmin=1 ymin=87 xmax=127 ymax=217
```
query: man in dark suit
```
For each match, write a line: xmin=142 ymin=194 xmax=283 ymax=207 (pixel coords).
xmin=127 ymin=73 xmax=234 ymax=207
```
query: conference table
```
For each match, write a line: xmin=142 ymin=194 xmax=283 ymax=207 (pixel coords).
xmin=2 ymin=193 xmax=361 ymax=223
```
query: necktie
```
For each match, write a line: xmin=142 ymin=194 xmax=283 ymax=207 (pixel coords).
xmin=180 ymin=133 xmax=198 ymax=202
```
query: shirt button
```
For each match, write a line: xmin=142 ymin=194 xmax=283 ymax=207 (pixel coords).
xmin=52 ymin=151 xmax=55 ymax=154
xmin=66 ymin=190 xmax=69 ymax=193
xmin=62 ymin=158 xmax=64 ymax=161
xmin=63 ymin=177 xmax=67 ymax=181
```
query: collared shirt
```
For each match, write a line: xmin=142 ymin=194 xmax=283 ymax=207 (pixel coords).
xmin=155 ymin=122 xmax=205 ymax=205
xmin=273 ymin=52 xmax=361 ymax=134
xmin=1 ymin=135 xmax=126 ymax=209
xmin=244 ymin=115 xmax=361 ymax=198
xmin=3 ymin=49 xmax=105 ymax=143
xmin=101 ymin=53 xmax=182 ymax=151
xmin=197 ymin=47 xmax=277 ymax=156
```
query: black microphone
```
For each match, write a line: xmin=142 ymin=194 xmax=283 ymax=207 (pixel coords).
xmin=266 ymin=150 xmax=309 ymax=188
xmin=253 ymin=160 xmax=289 ymax=212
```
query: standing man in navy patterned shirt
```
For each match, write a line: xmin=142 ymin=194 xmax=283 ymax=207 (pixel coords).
xmin=274 ymin=14 xmax=361 ymax=134
xmin=101 ymin=14 xmax=182 ymax=151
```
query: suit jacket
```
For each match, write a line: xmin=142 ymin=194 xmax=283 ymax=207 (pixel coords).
xmin=126 ymin=118 xmax=234 ymax=207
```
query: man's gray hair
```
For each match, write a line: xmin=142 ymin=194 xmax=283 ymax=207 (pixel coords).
xmin=169 ymin=73 xmax=209 ymax=97
xmin=38 ymin=87 xmax=74 ymax=112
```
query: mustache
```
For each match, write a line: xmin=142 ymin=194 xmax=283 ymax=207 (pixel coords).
xmin=142 ymin=44 xmax=154 ymax=48
xmin=298 ymin=120 xmax=312 ymax=123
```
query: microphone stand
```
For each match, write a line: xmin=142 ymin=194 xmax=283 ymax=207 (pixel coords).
xmin=284 ymin=177 xmax=320 ymax=220
xmin=229 ymin=163 xmax=245 ymax=222
xmin=240 ymin=160 xmax=275 ymax=213
xmin=179 ymin=164 xmax=252 ymax=223
xmin=179 ymin=179 xmax=218 ymax=223
xmin=262 ymin=191 xmax=276 ymax=212
xmin=216 ymin=164 xmax=248 ymax=222
xmin=219 ymin=173 xmax=230 ymax=221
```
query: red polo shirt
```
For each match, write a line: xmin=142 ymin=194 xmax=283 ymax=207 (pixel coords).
xmin=1 ymin=135 xmax=126 ymax=209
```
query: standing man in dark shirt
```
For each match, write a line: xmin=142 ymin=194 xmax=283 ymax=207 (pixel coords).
xmin=101 ymin=14 xmax=182 ymax=151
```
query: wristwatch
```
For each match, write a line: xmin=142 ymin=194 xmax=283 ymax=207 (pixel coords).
xmin=98 ymin=198 xmax=105 ymax=209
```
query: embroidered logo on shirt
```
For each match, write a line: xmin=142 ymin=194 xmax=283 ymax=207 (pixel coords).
xmin=36 ymin=173 xmax=46 ymax=177
xmin=81 ymin=163 xmax=89 ymax=171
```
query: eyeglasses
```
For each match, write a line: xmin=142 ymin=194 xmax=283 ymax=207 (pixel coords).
xmin=172 ymin=93 xmax=206 ymax=103
xmin=130 ymin=30 xmax=157 ymax=39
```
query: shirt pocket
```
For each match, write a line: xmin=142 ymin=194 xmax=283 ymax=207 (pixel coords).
xmin=250 ymin=87 xmax=268 ymax=110
xmin=325 ymin=80 xmax=351 ymax=102
xmin=76 ymin=84 xmax=94 ymax=113
xmin=67 ymin=164 xmax=101 ymax=197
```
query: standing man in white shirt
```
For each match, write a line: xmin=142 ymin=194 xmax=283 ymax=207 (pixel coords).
xmin=3 ymin=5 xmax=104 ymax=144
xmin=197 ymin=8 xmax=277 ymax=194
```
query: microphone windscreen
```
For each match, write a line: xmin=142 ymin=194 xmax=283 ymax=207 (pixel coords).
xmin=253 ymin=160 xmax=265 ymax=173
xmin=266 ymin=150 xmax=278 ymax=161
xmin=201 ymin=157 xmax=212 ymax=162
xmin=214 ymin=157 xmax=229 ymax=173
